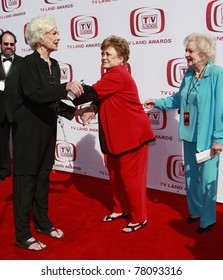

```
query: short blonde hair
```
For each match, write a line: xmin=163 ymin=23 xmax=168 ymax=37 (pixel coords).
xmin=101 ymin=35 xmax=130 ymax=64
xmin=26 ymin=14 xmax=57 ymax=50
xmin=184 ymin=33 xmax=216 ymax=63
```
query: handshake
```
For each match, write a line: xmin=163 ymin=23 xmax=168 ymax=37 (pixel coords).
xmin=65 ymin=80 xmax=85 ymax=101
xmin=65 ymin=80 xmax=98 ymax=125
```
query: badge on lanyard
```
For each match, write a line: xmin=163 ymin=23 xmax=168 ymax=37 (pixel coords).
xmin=184 ymin=112 xmax=190 ymax=126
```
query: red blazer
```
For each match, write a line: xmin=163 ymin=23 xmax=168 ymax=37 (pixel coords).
xmin=92 ymin=64 xmax=155 ymax=156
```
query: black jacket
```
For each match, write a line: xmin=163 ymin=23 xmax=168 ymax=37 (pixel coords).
xmin=0 ymin=54 xmax=23 ymax=123
xmin=13 ymin=51 xmax=75 ymax=175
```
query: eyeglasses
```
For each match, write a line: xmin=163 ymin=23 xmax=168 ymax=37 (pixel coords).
xmin=3 ymin=42 xmax=15 ymax=46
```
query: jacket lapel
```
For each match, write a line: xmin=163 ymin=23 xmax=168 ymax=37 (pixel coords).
xmin=0 ymin=61 xmax=6 ymax=79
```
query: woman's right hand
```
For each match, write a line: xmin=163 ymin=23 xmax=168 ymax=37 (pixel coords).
xmin=66 ymin=81 xmax=84 ymax=98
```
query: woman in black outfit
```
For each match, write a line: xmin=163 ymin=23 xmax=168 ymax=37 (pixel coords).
xmin=12 ymin=14 xmax=96 ymax=251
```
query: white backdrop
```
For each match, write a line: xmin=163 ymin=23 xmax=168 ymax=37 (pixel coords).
xmin=1 ymin=0 xmax=223 ymax=202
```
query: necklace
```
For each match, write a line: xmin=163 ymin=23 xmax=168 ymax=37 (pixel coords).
xmin=185 ymin=65 xmax=206 ymax=108
xmin=183 ymin=64 xmax=206 ymax=126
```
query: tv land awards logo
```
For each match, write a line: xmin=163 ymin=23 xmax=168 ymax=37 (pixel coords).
xmin=59 ymin=63 xmax=73 ymax=83
xmin=148 ymin=110 xmax=167 ymax=130
xmin=167 ymin=155 xmax=185 ymax=184
xmin=1 ymin=0 xmax=21 ymax=12
xmin=206 ymin=0 xmax=223 ymax=32
xmin=55 ymin=140 xmax=76 ymax=162
xmin=23 ymin=22 xmax=29 ymax=44
xmin=130 ymin=7 xmax=165 ymax=37
xmin=70 ymin=15 xmax=98 ymax=42
xmin=167 ymin=58 xmax=188 ymax=88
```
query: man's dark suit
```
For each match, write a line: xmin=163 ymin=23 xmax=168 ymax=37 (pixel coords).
xmin=0 ymin=54 xmax=23 ymax=180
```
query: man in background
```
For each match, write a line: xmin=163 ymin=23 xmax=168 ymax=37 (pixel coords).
xmin=0 ymin=31 xmax=23 ymax=182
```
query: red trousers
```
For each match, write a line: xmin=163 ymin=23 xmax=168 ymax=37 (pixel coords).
xmin=107 ymin=144 xmax=148 ymax=224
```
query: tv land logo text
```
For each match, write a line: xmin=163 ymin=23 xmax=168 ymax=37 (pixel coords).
xmin=148 ymin=110 xmax=167 ymax=130
xmin=167 ymin=155 xmax=185 ymax=184
xmin=55 ymin=141 xmax=76 ymax=162
xmin=71 ymin=16 xmax=98 ymax=42
xmin=130 ymin=7 xmax=165 ymax=37
xmin=167 ymin=58 xmax=187 ymax=88
xmin=59 ymin=63 xmax=73 ymax=83
xmin=1 ymin=0 xmax=21 ymax=12
xmin=206 ymin=0 xmax=223 ymax=32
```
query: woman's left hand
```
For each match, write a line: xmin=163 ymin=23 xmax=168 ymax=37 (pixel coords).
xmin=75 ymin=107 xmax=96 ymax=126
xmin=211 ymin=142 xmax=223 ymax=156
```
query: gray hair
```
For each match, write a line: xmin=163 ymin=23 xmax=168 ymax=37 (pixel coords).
xmin=184 ymin=33 xmax=216 ymax=63
xmin=25 ymin=14 xmax=57 ymax=50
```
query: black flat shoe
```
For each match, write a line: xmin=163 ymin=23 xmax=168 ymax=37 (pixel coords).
xmin=196 ymin=223 xmax=215 ymax=234
xmin=15 ymin=237 xmax=47 ymax=251
xmin=122 ymin=220 xmax=147 ymax=233
xmin=186 ymin=216 xmax=200 ymax=223
xmin=102 ymin=212 xmax=128 ymax=222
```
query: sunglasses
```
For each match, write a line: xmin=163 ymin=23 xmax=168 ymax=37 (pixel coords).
xmin=3 ymin=42 xmax=15 ymax=46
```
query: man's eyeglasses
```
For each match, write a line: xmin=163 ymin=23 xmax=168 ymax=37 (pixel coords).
xmin=3 ymin=42 xmax=15 ymax=46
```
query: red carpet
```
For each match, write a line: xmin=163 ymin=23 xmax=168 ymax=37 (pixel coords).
xmin=0 ymin=170 xmax=223 ymax=260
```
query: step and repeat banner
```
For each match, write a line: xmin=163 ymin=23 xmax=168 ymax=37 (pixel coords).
xmin=1 ymin=0 xmax=223 ymax=201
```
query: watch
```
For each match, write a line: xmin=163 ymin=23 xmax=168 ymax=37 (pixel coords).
xmin=67 ymin=91 xmax=76 ymax=101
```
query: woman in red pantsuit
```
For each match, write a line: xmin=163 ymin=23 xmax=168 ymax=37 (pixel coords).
xmin=75 ymin=35 xmax=155 ymax=232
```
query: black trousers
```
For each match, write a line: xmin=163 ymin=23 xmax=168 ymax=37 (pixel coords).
xmin=0 ymin=116 xmax=11 ymax=178
xmin=13 ymin=170 xmax=53 ymax=242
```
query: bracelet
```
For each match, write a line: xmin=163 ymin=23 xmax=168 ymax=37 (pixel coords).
xmin=67 ymin=91 xmax=76 ymax=101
